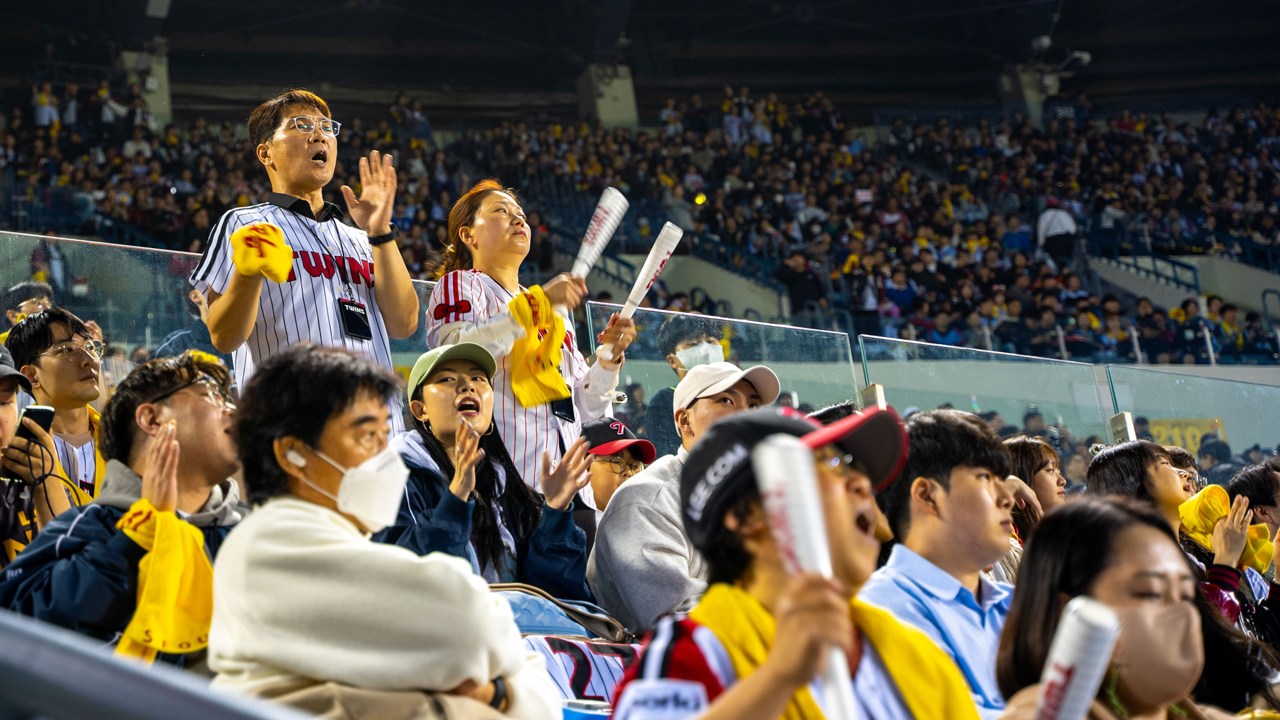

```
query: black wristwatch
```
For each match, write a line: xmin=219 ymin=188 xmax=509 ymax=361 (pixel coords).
xmin=368 ymin=226 xmax=400 ymax=246
xmin=488 ymin=675 xmax=508 ymax=710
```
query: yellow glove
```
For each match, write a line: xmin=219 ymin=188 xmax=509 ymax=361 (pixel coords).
xmin=229 ymin=222 xmax=293 ymax=283
xmin=114 ymin=499 xmax=214 ymax=664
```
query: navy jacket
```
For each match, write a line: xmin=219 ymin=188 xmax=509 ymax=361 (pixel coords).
xmin=0 ymin=460 xmax=244 ymax=653
xmin=374 ymin=431 xmax=592 ymax=602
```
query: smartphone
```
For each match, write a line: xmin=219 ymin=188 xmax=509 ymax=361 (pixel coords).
xmin=14 ymin=405 xmax=55 ymax=442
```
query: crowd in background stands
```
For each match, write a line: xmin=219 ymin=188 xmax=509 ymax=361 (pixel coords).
xmin=2 ymin=81 xmax=1279 ymax=363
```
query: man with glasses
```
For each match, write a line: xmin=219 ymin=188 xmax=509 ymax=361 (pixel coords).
xmin=589 ymin=361 xmax=780 ymax=632
xmin=0 ymin=351 xmax=244 ymax=665
xmin=1 ymin=281 xmax=54 ymax=346
xmin=188 ymin=88 xmax=418 ymax=431
xmin=6 ymin=307 xmax=105 ymax=500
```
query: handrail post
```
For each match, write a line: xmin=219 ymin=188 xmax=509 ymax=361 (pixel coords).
xmin=1056 ymin=325 xmax=1069 ymax=360
xmin=1129 ymin=325 xmax=1144 ymax=363
xmin=1202 ymin=326 xmax=1217 ymax=366
xmin=982 ymin=324 xmax=993 ymax=351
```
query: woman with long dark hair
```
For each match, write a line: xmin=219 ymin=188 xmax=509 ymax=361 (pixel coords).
xmin=998 ymin=496 xmax=1280 ymax=717
xmin=372 ymin=342 xmax=593 ymax=601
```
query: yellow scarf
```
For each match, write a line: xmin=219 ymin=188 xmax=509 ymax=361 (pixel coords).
xmin=506 ymin=286 xmax=571 ymax=407
xmin=688 ymin=583 xmax=979 ymax=720
xmin=1179 ymin=485 xmax=1275 ymax=574
xmin=113 ymin=499 xmax=214 ymax=664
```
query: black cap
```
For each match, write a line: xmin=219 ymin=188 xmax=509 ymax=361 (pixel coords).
xmin=580 ymin=417 xmax=657 ymax=464
xmin=0 ymin=345 xmax=31 ymax=393
xmin=680 ymin=406 xmax=906 ymax=552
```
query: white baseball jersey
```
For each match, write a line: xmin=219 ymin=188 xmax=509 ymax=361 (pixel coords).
xmin=426 ymin=269 xmax=618 ymax=496
xmin=189 ymin=194 xmax=403 ymax=432
xmin=523 ymin=635 xmax=640 ymax=703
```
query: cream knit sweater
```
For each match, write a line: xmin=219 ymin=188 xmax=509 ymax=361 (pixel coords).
xmin=208 ymin=497 xmax=560 ymax=719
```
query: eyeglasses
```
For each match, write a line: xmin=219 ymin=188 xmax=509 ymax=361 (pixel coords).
xmin=146 ymin=374 xmax=236 ymax=410
xmin=284 ymin=115 xmax=341 ymax=138
xmin=1177 ymin=467 xmax=1206 ymax=491
xmin=39 ymin=339 xmax=104 ymax=362
xmin=818 ymin=450 xmax=866 ymax=479
xmin=593 ymin=455 xmax=646 ymax=476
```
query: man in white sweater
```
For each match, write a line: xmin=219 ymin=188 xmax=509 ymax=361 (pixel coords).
xmin=208 ymin=343 xmax=560 ymax=719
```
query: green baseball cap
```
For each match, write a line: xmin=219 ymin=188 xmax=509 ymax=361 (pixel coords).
xmin=406 ymin=343 xmax=497 ymax=402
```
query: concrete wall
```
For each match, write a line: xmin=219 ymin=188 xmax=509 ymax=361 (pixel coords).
xmin=1181 ymin=256 xmax=1279 ymax=315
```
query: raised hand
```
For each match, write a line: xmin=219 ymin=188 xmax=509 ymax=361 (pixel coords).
xmin=1 ymin=417 xmax=58 ymax=484
xmin=341 ymin=150 xmax=397 ymax=236
xmin=541 ymin=437 xmax=591 ymax=511
xmin=541 ymin=273 xmax=587 ymax=310
xmin=595 ymin=313 xmax=637 ymax=365
xmin=1006 ymin=474 xmax=1043 ymax=525
xmin=1212 ymin=494 xmax=1252 ymax=568
xmin=141 ymin=423 xmax=179 ymax=513
xmin=762 ymin=573 xmax=854 ymax=688
xmin=449 ymin=416 xmax=485 ymax=501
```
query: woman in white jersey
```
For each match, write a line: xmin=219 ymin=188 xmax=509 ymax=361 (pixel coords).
xmin=425 ymin=179 xmax=635 ymax=502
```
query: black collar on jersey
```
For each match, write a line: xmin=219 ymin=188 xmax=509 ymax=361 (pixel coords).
xmin=267 ymin=192 xmax=345 ymax=223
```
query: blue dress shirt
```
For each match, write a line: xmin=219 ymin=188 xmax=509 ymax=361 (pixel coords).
xmin=859 ymin=544 xmax=1013 ymax=719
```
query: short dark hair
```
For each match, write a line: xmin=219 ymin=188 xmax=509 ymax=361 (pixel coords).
xmin=1084 ymin=440 xmax=1168 ymax=503
xmin=656 ymin=315 xmax=723 ymax=357
xmin=808 ymin=400 xmax=857 ymax=426
xmin=1198 ymin=438 xmax=1232 ymax=463
xmin=234 ymin=343 xmax=398 ymax=505
xmin=101 ymin=351 xmax=233 ymax=462
xmin=1164 ymin=445 xmax=1197 ymax=472
xmin=1226 ymin=461 xmax=1280 ymax=510
xmin=878 ymin=409 xmax=1011 ymax=540
xmin=247 ymin=88 xmax=331 ymax=149
xmin=3 ymin=281 xmax=54 ymax=313
xmin=4 ymin=307 xmax=92 ymax=369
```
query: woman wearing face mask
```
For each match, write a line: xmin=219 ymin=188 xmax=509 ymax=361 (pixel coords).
xmin=426 ymin=180 xmax=637 ymax=508
xmin=372 ymin=343 xmax=594 ymax=601
xmin=209 ymin=343 xmax=560 ymax=719
xmin=996 ymin=496 xmax=1239 ymax=719
xmin=1004 ymin=434 xmax=1068 ymax=540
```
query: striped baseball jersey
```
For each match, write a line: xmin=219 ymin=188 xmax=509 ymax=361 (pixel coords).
xmin=612 ymin=616 xmax=913 ymax=719
xmin=189 ymin=193 xmax=403 ymax=432
xmin=426 ymin=269 xmax=618 ymax=497
xmin=523 ymin=635 xmax=640 ymax=703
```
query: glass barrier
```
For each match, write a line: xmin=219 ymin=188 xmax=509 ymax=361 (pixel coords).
xmin=0 ymin=232 xmax=437 ymax=386
xmin=1106 ymin=365 xmax=1280 ymax=453
xmin=859 ymin=335 xmax=1113 ymax=482
xmin=584 ymin=301 xmax=860 ymax=453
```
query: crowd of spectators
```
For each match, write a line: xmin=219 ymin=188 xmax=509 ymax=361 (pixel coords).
xmin=2 ymin=79 xmax=1279 ymax=362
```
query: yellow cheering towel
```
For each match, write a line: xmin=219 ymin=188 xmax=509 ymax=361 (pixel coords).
xmin=114 ymin=499 xmax=214 ymax=664
xmin=690 ymin=583 xmax=826 ymax=720
xmin=507 ymin=286 xmax=571 ymax=407
xmin=230 ymin=222 xmax=294 ymax=282
xmin=1179 ymin=485 xmax=1275 ymax=574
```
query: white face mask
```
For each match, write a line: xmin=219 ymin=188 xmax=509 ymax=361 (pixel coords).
xmin=301 ymin=445 xmax=409 ymax=534
xmin=675 ymin=342 xmax=725 ymax=370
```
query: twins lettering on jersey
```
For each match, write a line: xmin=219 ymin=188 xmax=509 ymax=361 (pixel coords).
xmin=285 ymin=251 xmax=375 ymax=286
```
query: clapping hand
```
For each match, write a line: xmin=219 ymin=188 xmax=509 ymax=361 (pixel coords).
xmin=541 ymin=437 xmax=591 ymax=511
xmin=141 ymin=423 xmax=179 ymax=513
xmin=341 ymin=150 xmax=397 ymax=236
xmin=449 ymin=416 xmax=485 ymax=501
